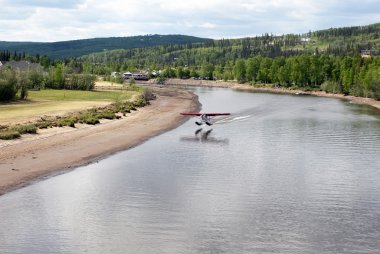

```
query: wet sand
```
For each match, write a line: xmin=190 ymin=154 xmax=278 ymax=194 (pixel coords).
xmin=0 ymin=88 xmax=199 ymax=195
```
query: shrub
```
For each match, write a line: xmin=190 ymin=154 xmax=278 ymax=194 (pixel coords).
xmin=132 ymin=95 xmax=149 ymax=107
xmin=35 ymin=121 xmax=53 ymax=129
xmin=79 ymin=113 xmax=100 ymax=125
xmin=96 ymin=111 xmax=117 ymax=120
xmin=11 ymin=124 xmax=37 ymax=134
xmin=65 ymin=74 xmax=96 ymax=90
xmin=320 ymin=81 xmax=342 ymax=94
xmin=143 ymin=88 xmax=156 ymax=101
xmin=57 ymin=118 xmax=76 ymax=127
xmin=0 ymin=130 xmax=21 ymax=140
xmin=82 ymin=116 xmax=99 ymax=125
xmin=0 ymin=69 xmax=17 ymax=101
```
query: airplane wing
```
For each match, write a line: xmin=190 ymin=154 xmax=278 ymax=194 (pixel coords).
xmin=181 ymin=112 xmax=230 ymax=116
xmin=180 ymin=112 xmax=203 ymax=116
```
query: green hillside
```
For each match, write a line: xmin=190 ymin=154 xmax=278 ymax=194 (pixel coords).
xmin=0 ymin=35 xmax=211 ymax=59
xmin=78 ymin=23 xmax=380 ymax=72
xmin=1 ymin=23 xmax=380 ymax=102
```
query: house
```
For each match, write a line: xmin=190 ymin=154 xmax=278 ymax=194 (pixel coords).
xmin=301 ymin=38 xmax=316 ymax=44
xmin=361 ymin=50 xmax=378 ymax=58
xmin=122 ymin=71 xmax=132 ymax=78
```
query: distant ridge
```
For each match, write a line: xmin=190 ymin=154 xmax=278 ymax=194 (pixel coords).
xmin=1 ymin=22 xmax=380 ymax=60
xmin=0 ymin=35 xmax=211 ymax=59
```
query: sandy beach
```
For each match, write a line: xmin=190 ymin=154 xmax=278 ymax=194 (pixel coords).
xmin=0 ymin=88 xmax=199 ymax=195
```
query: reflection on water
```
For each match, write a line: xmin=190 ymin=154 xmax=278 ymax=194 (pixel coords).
xmin=180 ymin=128 xmax=229 ymax=144
xmin=0 ymin=87 xmax=380 ymax=253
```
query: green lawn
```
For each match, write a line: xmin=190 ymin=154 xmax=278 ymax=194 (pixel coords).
xmin=0 ymin=89 xmax=140 ymax=125
xmin=27 ymin=89 xmax=135 ymax=102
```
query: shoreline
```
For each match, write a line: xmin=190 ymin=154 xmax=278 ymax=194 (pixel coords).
xmin=1 ymin=80 xmax=379 ymax=195
xmin=139 ymin=78 xmax=380 ymax=111
xmin=0 ymin=87 xmax=200 ymax=195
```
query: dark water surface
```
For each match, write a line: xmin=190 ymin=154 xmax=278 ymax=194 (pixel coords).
xmin=1 ymin=87 xmax=380 ymax=253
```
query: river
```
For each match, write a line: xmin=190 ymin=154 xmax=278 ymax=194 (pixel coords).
xmin=1 ymin=87 xmax=380 ymax=253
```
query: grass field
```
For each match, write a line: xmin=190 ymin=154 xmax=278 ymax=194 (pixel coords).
xmin=0 ymin=89 xmax=140 ymax=125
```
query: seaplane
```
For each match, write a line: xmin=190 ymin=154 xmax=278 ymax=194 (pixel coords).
xmin=180 ymin=112 xmax=231 ymax=126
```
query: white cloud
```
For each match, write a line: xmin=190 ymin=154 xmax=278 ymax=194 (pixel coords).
xmin=0 ymin=0 xmax=379 ymax=41
xmin=2 ymin=0 xmax=85 ymax=9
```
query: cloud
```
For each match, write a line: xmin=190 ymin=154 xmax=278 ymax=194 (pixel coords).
xmin=0 ymin=0 xmax=379 ymax=41
xmin=1 ymin=0 xmax=85 ymax=9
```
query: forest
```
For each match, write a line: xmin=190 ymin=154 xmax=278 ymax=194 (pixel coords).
xmin=1 ymin=22 xmax=380 ymax=101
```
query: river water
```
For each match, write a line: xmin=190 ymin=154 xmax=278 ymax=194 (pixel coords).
xmin=1 ymin=87 xmax=380 ymax=253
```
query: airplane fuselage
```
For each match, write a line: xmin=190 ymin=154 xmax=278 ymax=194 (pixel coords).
xmin=180 ymin=112 xmax=231 ymax=126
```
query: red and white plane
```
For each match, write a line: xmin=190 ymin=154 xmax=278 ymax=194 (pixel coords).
xmin=180 ymin=112 xmax=231 ymax=126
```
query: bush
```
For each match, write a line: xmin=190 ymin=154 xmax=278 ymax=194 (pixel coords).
xmin=132 ymin=95 xmax=149 ymax=107
xmin=28 ymin=70 xmax=44 ymax=89
xmin=11 ymin=124 xmax=37 ymax=134
xmin=0 ymin=130 xmax=21 ymax=140
xmin=35 ymin=121 xmax=53 ymax=129
xmin=321 ymin=81 xmax=342 ymax=94
xmin=79 ymin=113 xmax=100 ymax=125
xmin=96 ymin=111 xmax=117 ymax=120
xmin=0 ymin=69 xmax=17 ymax=101
xmin=65 ymin=74 xmax=96 ymax=90
xmin=143 ymin=88 xmax=156 ymax=101
xmin=57 ymin=118 xmax=76 ymax=127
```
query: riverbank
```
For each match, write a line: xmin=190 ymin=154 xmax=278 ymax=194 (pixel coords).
xmin=140 ymin=78 xmax=380 ymax=111
xmin=0 ymin=87 xmax=199 ymax=195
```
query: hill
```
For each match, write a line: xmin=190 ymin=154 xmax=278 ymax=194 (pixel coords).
xmin=0 ymin=35 xmax=211 ymax=59
xmin=79 ymin=23 xmax=380 ymax=71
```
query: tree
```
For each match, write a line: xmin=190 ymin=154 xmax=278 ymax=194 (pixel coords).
xmin=364 ymin=66 xmax=380 ymax=99
xmin=257 ymin=57 xmax=272 ymax=83
xmin=246 ymin=56 xmax=262 ymax=82
xmin=234 ymin=59 xmax=246 ymax=83
xmin=28 ymin=70 xmax=44 ymax=89
xmin=269 ymin=57 xmax=285 ymax=85
xmin=0 ymin=68 xmax=17 ymax=101
xmin=53 ymin=64 xmax=65 ymax=89
xmin=201 ymin=62 xmax=214 ymax=79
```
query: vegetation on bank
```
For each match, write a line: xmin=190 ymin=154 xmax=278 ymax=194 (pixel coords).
xmin=1 ymin=22 xmax=380 ymax=103
xmin=0 ymin=66 xmax=96 ymax=101
xmin=0 ymin=88 xmax=155 ymax=140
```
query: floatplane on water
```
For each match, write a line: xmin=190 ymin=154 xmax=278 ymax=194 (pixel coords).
xmin=180 ymin=112 xmax=231 ymax=126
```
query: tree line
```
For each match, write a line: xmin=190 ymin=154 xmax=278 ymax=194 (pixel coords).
xmin=154 ymin=55 xmax=380 ymax=100
xmin=1 ymin=22 xmax=380 ymax=102
xmin=0 ymin=64 xmax=96 ymax=101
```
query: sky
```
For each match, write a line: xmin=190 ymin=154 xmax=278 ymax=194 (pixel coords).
xmin=0 ymin=0 xmax=380 ymax=42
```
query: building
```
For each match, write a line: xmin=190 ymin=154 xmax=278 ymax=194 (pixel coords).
xmin=361 ymin=50 xmax=379 ymax=58
xmin=122 ymin=72 xmax=132 ymax=78
xmin=301 ymin=38 xmax=317 ymax=44
xmin=132 ymin=73 xmax=149 ymax=81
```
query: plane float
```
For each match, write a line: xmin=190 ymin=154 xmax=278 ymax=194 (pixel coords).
xmin=180 ymin=112 xmax=231 ymax=126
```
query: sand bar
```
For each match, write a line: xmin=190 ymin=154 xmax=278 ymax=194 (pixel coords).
xmin=0 ymin=88 xmax=199 ymax=195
